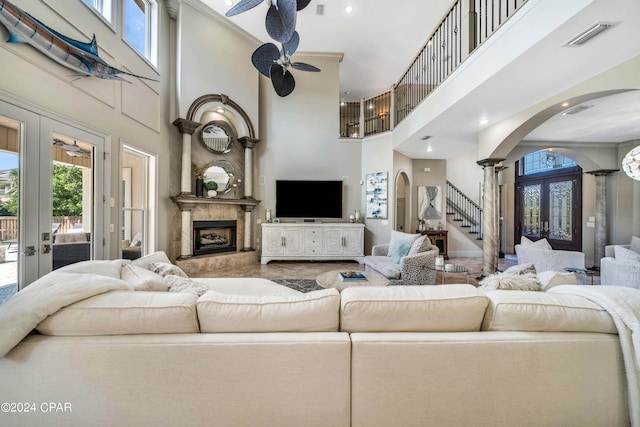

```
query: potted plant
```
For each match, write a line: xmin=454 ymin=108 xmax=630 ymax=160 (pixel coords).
xmin=205 ymin=180 xmax=218 ymax=197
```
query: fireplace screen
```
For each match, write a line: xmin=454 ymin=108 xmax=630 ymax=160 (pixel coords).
xmin=193 ymin=220 xmax=237 ymax=256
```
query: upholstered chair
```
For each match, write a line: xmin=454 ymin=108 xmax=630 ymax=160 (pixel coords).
xmin=364 ymin=232 xmax=439 ymax=285
xmin=601 ymin=240 xmax=640 ymax=289
xmin=514 ymin=237 xmax=585 ymax=273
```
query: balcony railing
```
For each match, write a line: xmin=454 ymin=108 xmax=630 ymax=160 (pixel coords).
xmin=340 ymin=0 xmax=528 ymax=138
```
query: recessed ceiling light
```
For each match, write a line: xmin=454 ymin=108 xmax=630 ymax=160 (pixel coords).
xmin=345 ymin=5 xmax=353 ymax=13
xmin=479 ymin=118 xmax=489 ymax=125
xmin=561 ymin=102 xmax=570 ymax=107
xmin=426 ymin=146 xmax=433 ymax=152
xmin=368 ymin=104 xmax=373 ymax=109
xmin=340 ymin=101 xmax=345 ymax=106
xmin=216 ymin=107 xmax=225 ymax=113
xmin=225 ymin=0 xmax=233 ymax=6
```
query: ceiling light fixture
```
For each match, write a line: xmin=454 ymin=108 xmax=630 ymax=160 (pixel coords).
xmin=479 ymin=118 xmax=489 ymax=125
xmin=426 ymin=146 xmax=433 ymax=152
xmin=216 ymin=107 xmax=225 ymax=113
xmin=564 ymin=22 xmax=615 ymax=47
xmin=345 ymin=5 xmax=353 ymax=13
xmin=622 ymin=146 xmax=640 ymax=181
xmin=225 ymin=0 xmax=233 ymax=6
xmin=561 ymin=102 xmax=570 ymax=107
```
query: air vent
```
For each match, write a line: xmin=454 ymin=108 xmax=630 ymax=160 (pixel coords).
xmin=420 ymin=135 xmax=432 ymax=140
xmin=564 ymin=22 xmax=615 ymax=47
xmin=316 ymin=4 xmax=324 ymax=15
xmin=562 ymin=105 xmax=593 ymax=115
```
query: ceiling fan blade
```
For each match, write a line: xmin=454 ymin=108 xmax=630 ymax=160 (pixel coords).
xmin=283 ymin=31 xmax=300 ymax=56
xmin=53 ymin=138 xmax=80 ymax=151
xmin=270 ymin=63 xmax=295 ymax=97
xmin=296 ymin=0 xmax=312 ymax=11
xmin=252 ymin=43 xmax=280 ymax=77
xmin=225 ymin=0 xmax=264 ymax=17
xmin=266 ymin=0 xmax=297 ymax=43
xmin=291 ymin=62 xmax=321 ymax=72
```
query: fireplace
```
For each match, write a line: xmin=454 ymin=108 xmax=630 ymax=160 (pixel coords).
xmin=193 ymin=220 xmax=237 ymax=256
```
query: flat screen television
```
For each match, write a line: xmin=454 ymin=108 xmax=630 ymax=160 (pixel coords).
xmin=276 ymin=180 xmax=343 ymax=219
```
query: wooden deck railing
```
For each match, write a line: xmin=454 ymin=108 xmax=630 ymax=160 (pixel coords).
xmin=0 ymin=216 xmax=84 ymax=241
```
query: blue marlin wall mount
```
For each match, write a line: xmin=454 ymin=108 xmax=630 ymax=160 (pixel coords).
xmin=0 ymin=0 xmax=157 ymax=82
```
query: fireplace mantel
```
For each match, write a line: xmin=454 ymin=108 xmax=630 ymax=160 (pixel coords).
xmin=171 ymin=195 xmax=261 ymax=212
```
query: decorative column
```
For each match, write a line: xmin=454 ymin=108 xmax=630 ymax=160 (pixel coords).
xmin=477 ymin=158 xmax=505 ymax=277
xmin=239 ymin=136 xmax=260 ymax=251
xmin=587 ymin=169 xmax=618 ymax=268
xmin=172 ymin=118 xmax=200 ymax=195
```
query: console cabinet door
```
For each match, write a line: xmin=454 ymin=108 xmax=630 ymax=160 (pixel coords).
xmin=282 ymin=228 xmax=304 ymax=255
xmin=342 ymin=228 xmax=364 ymax=255
xmin=263 ymin=228 xmax=285 ymax=256
xmin=323 ymin=229 xmax=343 ymax=255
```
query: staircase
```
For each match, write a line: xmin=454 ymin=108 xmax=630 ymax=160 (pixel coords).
xmin=446 ymin=181 xmax=483 ymax=248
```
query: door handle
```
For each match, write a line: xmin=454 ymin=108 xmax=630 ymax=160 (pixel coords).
xmin=544 ymin=221 xmax=549 ymax=233
xmin=42 ymin=244 xmax=51 ymax=254
xmin=23 ymin=246 xmax=36 ymax=256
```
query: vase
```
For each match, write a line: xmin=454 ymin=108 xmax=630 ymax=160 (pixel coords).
xmin=207 ymin=189 xmax=217 ymax=198
xmin=195 ymin=179 xmax=204 ymax=197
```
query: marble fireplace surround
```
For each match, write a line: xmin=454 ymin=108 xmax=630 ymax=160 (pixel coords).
xmin=172 ymin=94 xmax=261 ymax=273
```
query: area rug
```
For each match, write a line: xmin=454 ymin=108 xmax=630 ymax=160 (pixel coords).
xmin=0 ymin=284 xmax=16 ymax=306
xmin=271 ymin=279 xmax=323 ymax=293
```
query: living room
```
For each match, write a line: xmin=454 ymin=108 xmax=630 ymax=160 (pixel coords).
xmin=1 ymin=0 xmax=640 ymax=425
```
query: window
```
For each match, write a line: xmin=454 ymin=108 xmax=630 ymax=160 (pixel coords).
xmin=124 ymin=0 xmax=158 ymax=65
xmin=521 ymin=150 xmax=577 ymax=176
xmin=83 ymin=0 xmax=112 ymax=23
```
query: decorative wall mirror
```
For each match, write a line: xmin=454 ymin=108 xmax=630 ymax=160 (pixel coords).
xmin=199 ymin=121 xmax=236 ymax=154
xmin=203 ymin=160 xmax=236 ymax=194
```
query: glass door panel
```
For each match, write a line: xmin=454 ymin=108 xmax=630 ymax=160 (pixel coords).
xmin=548 ymin=180 xmax=573 ymax=242
xmin=522 ymin=184 xmax=541 ymax=238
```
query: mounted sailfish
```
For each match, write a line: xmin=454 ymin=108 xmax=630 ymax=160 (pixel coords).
xmin=0 ymin=0 xmax=156 ymax=82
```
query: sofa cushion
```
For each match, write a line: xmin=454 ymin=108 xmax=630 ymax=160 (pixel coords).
xmin=388 ymin=231 xmax=420 ymax=257
xmin=197 ymin=288 xmax=340 ymax=332
xmin=537 ymin=271 xmax=577 ymax=290
xmin=408 ymin=235 xmax=432 ymax=256
xmin=121 ymin=263 xmax=168 ymax=291
xmin=57 ymin=259 xmax=125 ymax=278
xmin=130 ymin=250 xmax=172 ymax=270
xmin=481 ymin=290 xmax=616 ymax=333
xmin=191 ymin=278 xmax=302 ymax=296
xmin=150 ymin=261 xmax=189 ymax=278
xmin=503 ymin=263 xmax=536 ymax=275
xmin=36 ymin=291 xmax=200 ymax=335
xmin=479 ymin=272 xmax=541 ymax=291
xmin=615 ymin=245 xmax=640 ymax=263
xmin=340 ymin=285 xmax=489 ymax=332
xmin=364 ymin=256 xmax=401 ymax=279
xmin=390 ymin=240 xmax=412 ymax=263
xmin=520 ymin=236 xmax=552 ymax=250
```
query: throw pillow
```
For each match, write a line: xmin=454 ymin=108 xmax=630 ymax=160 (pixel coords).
xmin=503 ymin=263 xmax=536 ymax=275
xmin=536 ymin=271 xmax=577 ymax=291
xmin=164 ymin=275 xmax=210 ymax=296
xmin=520 ymin=236 xmax=552 ymax=251
xmin=388 ymin=230 xmax=420 ymax=257
xmin=630 ymin=236 xmax=640 ymax=254
xmin=408 ymin=235 xmax=432 ymax=256
xmin=150 ymin=261 xmax=189 ymax=278
xmin=390 ymin=241 xmax=412 ymax=264
xmin=615 ymin=246 xmax=640 ymax=263
xmin=121 ymin=263 xmax=168 ymax=291
xmin=479 ymin=272 xmax=542 ymax=291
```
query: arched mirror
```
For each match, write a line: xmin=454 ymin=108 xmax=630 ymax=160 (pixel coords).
xmin=199 ymin=121 xmax=236 ymax=154
xmin=203 ymin=160 xmax=235 ymax=194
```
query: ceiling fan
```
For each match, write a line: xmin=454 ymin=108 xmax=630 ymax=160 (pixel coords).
xmin=251 ymin=31 xmax=320 ymax=97
xmin=226 ymin=0 xmax=312 ymax=44
xmin=53 ymin=138 xmax=90 ymax=158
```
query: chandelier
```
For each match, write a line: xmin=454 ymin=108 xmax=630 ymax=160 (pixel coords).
xmin=622 ymin=146 xmax=640 ymax=181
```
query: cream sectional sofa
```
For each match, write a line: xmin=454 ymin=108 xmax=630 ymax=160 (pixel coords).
xmin=0 ymin=255 xmax=635 ymax=427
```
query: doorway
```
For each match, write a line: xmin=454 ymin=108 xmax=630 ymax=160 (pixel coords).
xmin=515 ymin=151 xmax=582 ymax=251
xmin=395 ymin=171 xmax=410 ymax=232
xmin=0 ymin=100 xmax=107 ymax=296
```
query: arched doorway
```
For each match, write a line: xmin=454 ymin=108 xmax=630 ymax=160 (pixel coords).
xmin=395 ymin=171 xmax=410 ymax=232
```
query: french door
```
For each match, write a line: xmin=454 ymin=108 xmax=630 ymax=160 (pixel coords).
xmin=0 ymin=100 xmax=107 ymax=291
xmin=515 ymin=167 xmax=582 ymax=251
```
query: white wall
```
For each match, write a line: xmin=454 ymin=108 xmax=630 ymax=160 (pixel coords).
xmin=0 ymin=0 xmax=173 ymax=258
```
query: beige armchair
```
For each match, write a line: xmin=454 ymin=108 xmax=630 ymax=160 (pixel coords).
xmin=364 ymin=234 xmax=439 ymax=285
xmin=601 ymin=244 xmax=640 ymax=289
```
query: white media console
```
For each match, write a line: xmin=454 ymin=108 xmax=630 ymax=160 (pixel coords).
xmin=260 ymin=222 xmax=365 ymax=264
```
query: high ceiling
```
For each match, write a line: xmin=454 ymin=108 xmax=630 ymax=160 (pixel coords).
xmin=200 ymin=0 xmax=640 ymax=159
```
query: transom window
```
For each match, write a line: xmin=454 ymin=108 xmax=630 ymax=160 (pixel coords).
xmin=124 ymin=0 xmax=158 ymax=65
xmin=521 ymin=150 xmax=577 ymax=175
xmin=83 ymin=0 xmax=112 ymax=22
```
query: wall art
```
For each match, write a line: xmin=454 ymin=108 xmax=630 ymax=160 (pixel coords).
xmin=366 ymin=172 xmax=388 ymax=219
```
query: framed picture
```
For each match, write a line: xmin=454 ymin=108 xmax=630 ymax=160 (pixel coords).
xmin=366 ymin=172 xmax=388 ymax=219
xmin=418 ymin=185 xmax=442 ymax=220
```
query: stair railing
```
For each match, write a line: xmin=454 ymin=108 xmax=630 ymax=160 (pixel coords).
xmin=446 ymin=181 xmax=483 ymax=240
